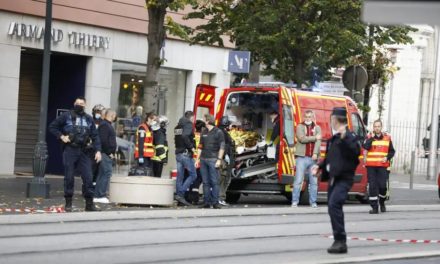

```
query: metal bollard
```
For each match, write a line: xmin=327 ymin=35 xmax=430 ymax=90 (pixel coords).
xmin=409 ymin=150 xmax=416 ymax=190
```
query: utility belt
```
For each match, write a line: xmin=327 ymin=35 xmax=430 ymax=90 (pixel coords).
xmin=179 ymin=149 xmax=193 ymax=156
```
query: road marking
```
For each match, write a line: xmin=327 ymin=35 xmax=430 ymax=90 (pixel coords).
xmin=0 ymin=206 xmax=65 ymax=214
xmin=325 ymin=235 xmax=440 ymax=244
xmin=390 ymin=181 xmax=438 ymax=191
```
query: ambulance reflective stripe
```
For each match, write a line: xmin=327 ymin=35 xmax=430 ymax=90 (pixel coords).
xmin=205 ymin=94 xmax=212 ymax=102
xmin=281 ymin=139 xmax=294 ymax=175
xmin=134 ymin=124 xmax=154 ymax=158
xmin=216 ymin=103 xmax=221 ymax=115
xmin=365 ymin=134 xmax=391 ymax=167
xmin=200 ymin=93 xmax=206 ymax=101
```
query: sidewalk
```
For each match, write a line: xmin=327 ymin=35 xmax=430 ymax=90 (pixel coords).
xmin=0 ymin=175 xmax=169 ymax=214
xmin=390 ymin=173 xmax=438 ymax=190
xmin=0 ymin=173 xmax=437 ymax=214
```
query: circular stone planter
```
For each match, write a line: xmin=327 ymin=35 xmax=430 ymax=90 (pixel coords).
xmin=109 ymin=176 xmax=175 ymax=206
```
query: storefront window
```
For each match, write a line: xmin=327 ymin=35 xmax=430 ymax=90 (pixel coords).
xmin=111 ymin=62 xmax=187 ymax=174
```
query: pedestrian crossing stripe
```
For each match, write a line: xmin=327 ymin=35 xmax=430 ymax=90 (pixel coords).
xmin=325 ymin=235 xmax=440 ymax=244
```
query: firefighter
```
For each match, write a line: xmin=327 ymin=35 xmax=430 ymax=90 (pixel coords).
xmin=134 ymin=112 xmax=157 ymax=173
xmin=151 ymin=115 xmax=169 ymax=178
xmin=218 ymin=116 xmax=235 ymax=206
xmin=312 ymin=107 xmax=361 ymax=254
xmin=363 ymin=120 xmax=395 ymax=214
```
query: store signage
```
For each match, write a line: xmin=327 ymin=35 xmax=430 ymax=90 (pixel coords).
xmin=7 ymin=22 xmax=110 ymax=49
xmin=228 ymin=50 xmax=251 ymax=73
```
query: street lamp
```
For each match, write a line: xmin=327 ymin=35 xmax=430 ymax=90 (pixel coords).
xmin=26 ymin=0 xmax=52 ymax=198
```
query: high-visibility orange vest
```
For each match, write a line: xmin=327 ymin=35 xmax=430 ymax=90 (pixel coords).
xmin=365 ymin=133 xmax=391 ymax=167
xmin=193 ymin=132 xmax=201 ymax=168
xmin=134 ymin=123 xmax=154 ymax=158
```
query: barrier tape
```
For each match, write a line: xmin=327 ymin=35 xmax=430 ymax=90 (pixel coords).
xmin=0 ymin=206 xmax=65 ymax=214
xmin=325 ymin=235 xmax=440 ymax=244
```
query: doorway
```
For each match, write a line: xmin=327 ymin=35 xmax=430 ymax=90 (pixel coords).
xmin=14 ymin=50 xmax=87 ymax=175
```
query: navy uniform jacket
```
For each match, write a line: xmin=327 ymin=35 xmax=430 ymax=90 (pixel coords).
xmin=49 ymin=111 xmax=101 ymax=152
xmin=319 ymin=127 xmax=361 ymax=182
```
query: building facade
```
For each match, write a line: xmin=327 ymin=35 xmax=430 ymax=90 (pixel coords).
xmin=367 ymin=26 xmax=435 ymax=175
xmin=0 ymin=0 xmax=232 ymax=175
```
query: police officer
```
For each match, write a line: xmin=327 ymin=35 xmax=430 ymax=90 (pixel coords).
xmin=312 ymin=107 xmax=361 ymax=254
xmin=363 ymin=120 xmax=395 ymax=214
xmin=81 ymin=104 xmax=105 ymax=196
xmin=151 ymin=115 xmax=169 ymax=178
xmin=134 ymin=112 xmax=156 ymax=173
xmin=218 ymin=116 xmax=235 ymax=206
xmin=49 ymin=96 xmax=102 ymax=212
xmin=174 ymin=111 xmax=197 ymax=206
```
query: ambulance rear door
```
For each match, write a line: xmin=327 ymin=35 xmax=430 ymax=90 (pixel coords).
xmin=278 ymin=87 xmax=295 ymax=184
xmin=193 ymin=84 xmax=216 ymax=122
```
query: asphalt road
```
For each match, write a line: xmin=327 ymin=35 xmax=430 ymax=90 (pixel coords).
xmin=1 ymin=204 xmax=440 ymax=264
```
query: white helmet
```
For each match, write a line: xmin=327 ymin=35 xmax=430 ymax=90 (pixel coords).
xmin=158 ymin=115 xmax=169 ymax=128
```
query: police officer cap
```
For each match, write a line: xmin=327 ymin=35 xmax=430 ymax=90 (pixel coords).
xmin=331 ymin=107 xmax=347 ymax=117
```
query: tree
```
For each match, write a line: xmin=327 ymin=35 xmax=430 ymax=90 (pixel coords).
xmin=352 ymin=25 xmax=415 ymax=124
xmin=187 ymin=0 xmax=366 ymax=85
xmin=186 ymin=0 xmax=415 ymax=123
xmin=144 ymin=0 xmax=197 ymax=111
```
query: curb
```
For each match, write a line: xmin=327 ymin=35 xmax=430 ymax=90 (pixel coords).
xmin=1 ymin=204 xmax=440 ymax=224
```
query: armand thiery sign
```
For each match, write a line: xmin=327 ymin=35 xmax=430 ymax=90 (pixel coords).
xmin=7 ymin=22 xmax=110 ymax=49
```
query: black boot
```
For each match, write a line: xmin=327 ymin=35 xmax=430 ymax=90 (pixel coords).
xmin=379 ymin=197 xmax=386 ymax=212
xmin=369 ymin=207 xmax=379 ymax=214
xmin=327 ymin=240 xmax=347 ymax=254
xmin=85 ymin=198 xmax=100 ymax=212
xmin=65 ymin=197 xmax=73 ymax=212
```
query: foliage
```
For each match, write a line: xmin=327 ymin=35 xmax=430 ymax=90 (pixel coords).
xmin=187 ymin=0 xmax=366 ymax=85
xmin=185 ymin=0 xmax=416 ymax=123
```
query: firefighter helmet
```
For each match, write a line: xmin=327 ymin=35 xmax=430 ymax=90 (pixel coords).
xmin=220 ymin=116 xmax=231 ymax=127
xmin=92 ymin=104 xmax=105 ymax=114
xmin=158 ymin=115 xmax=169 ymax=128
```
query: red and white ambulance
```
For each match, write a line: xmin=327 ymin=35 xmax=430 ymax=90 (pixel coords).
xmin=193 ymin=83 xmax=368 ymax=204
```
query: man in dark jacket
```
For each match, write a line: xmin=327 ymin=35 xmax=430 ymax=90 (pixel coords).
xmin=94 ymin=109 xmax=117 ymax=204
xmin=49 ymin=96 xmax=101 ymax=212
xmin=196 ymin=114 xmax=225 ymax=209
xmin=312 ymin=107 xmax=361 ymax=254
xmin=174 ymin=111 xmax=197 ymax=206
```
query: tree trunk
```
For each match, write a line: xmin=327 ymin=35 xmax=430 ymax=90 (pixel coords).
xmin=144 ymin=5 xmax=168 ymax=113
xmin=294 ymin=58 xmax=305 ymax=87
xmin=362 ymin=25 xmax=375 ymax=125
xmin=248 ymin=61 xmax=260 ymax=83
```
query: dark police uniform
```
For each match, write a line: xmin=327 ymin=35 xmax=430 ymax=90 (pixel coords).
xmin=319 ymin=108 xmax=360 ymax=253
xmin=49 ymin=110 xmax=101 ymax=201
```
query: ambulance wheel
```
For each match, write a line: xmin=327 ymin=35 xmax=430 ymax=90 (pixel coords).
xmin=226 ymin=192 xmax=241 ymax=204
xmin=299 ymin=189 xmax=309 ymax=205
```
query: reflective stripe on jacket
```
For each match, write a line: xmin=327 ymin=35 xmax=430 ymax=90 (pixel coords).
xmin=193 ymin=132 xmax=201 ymax=168
xmin=365 ymin=134 xmax=391 ymax=167
xmin=134 ymin=123 xmax=154 ymax=158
